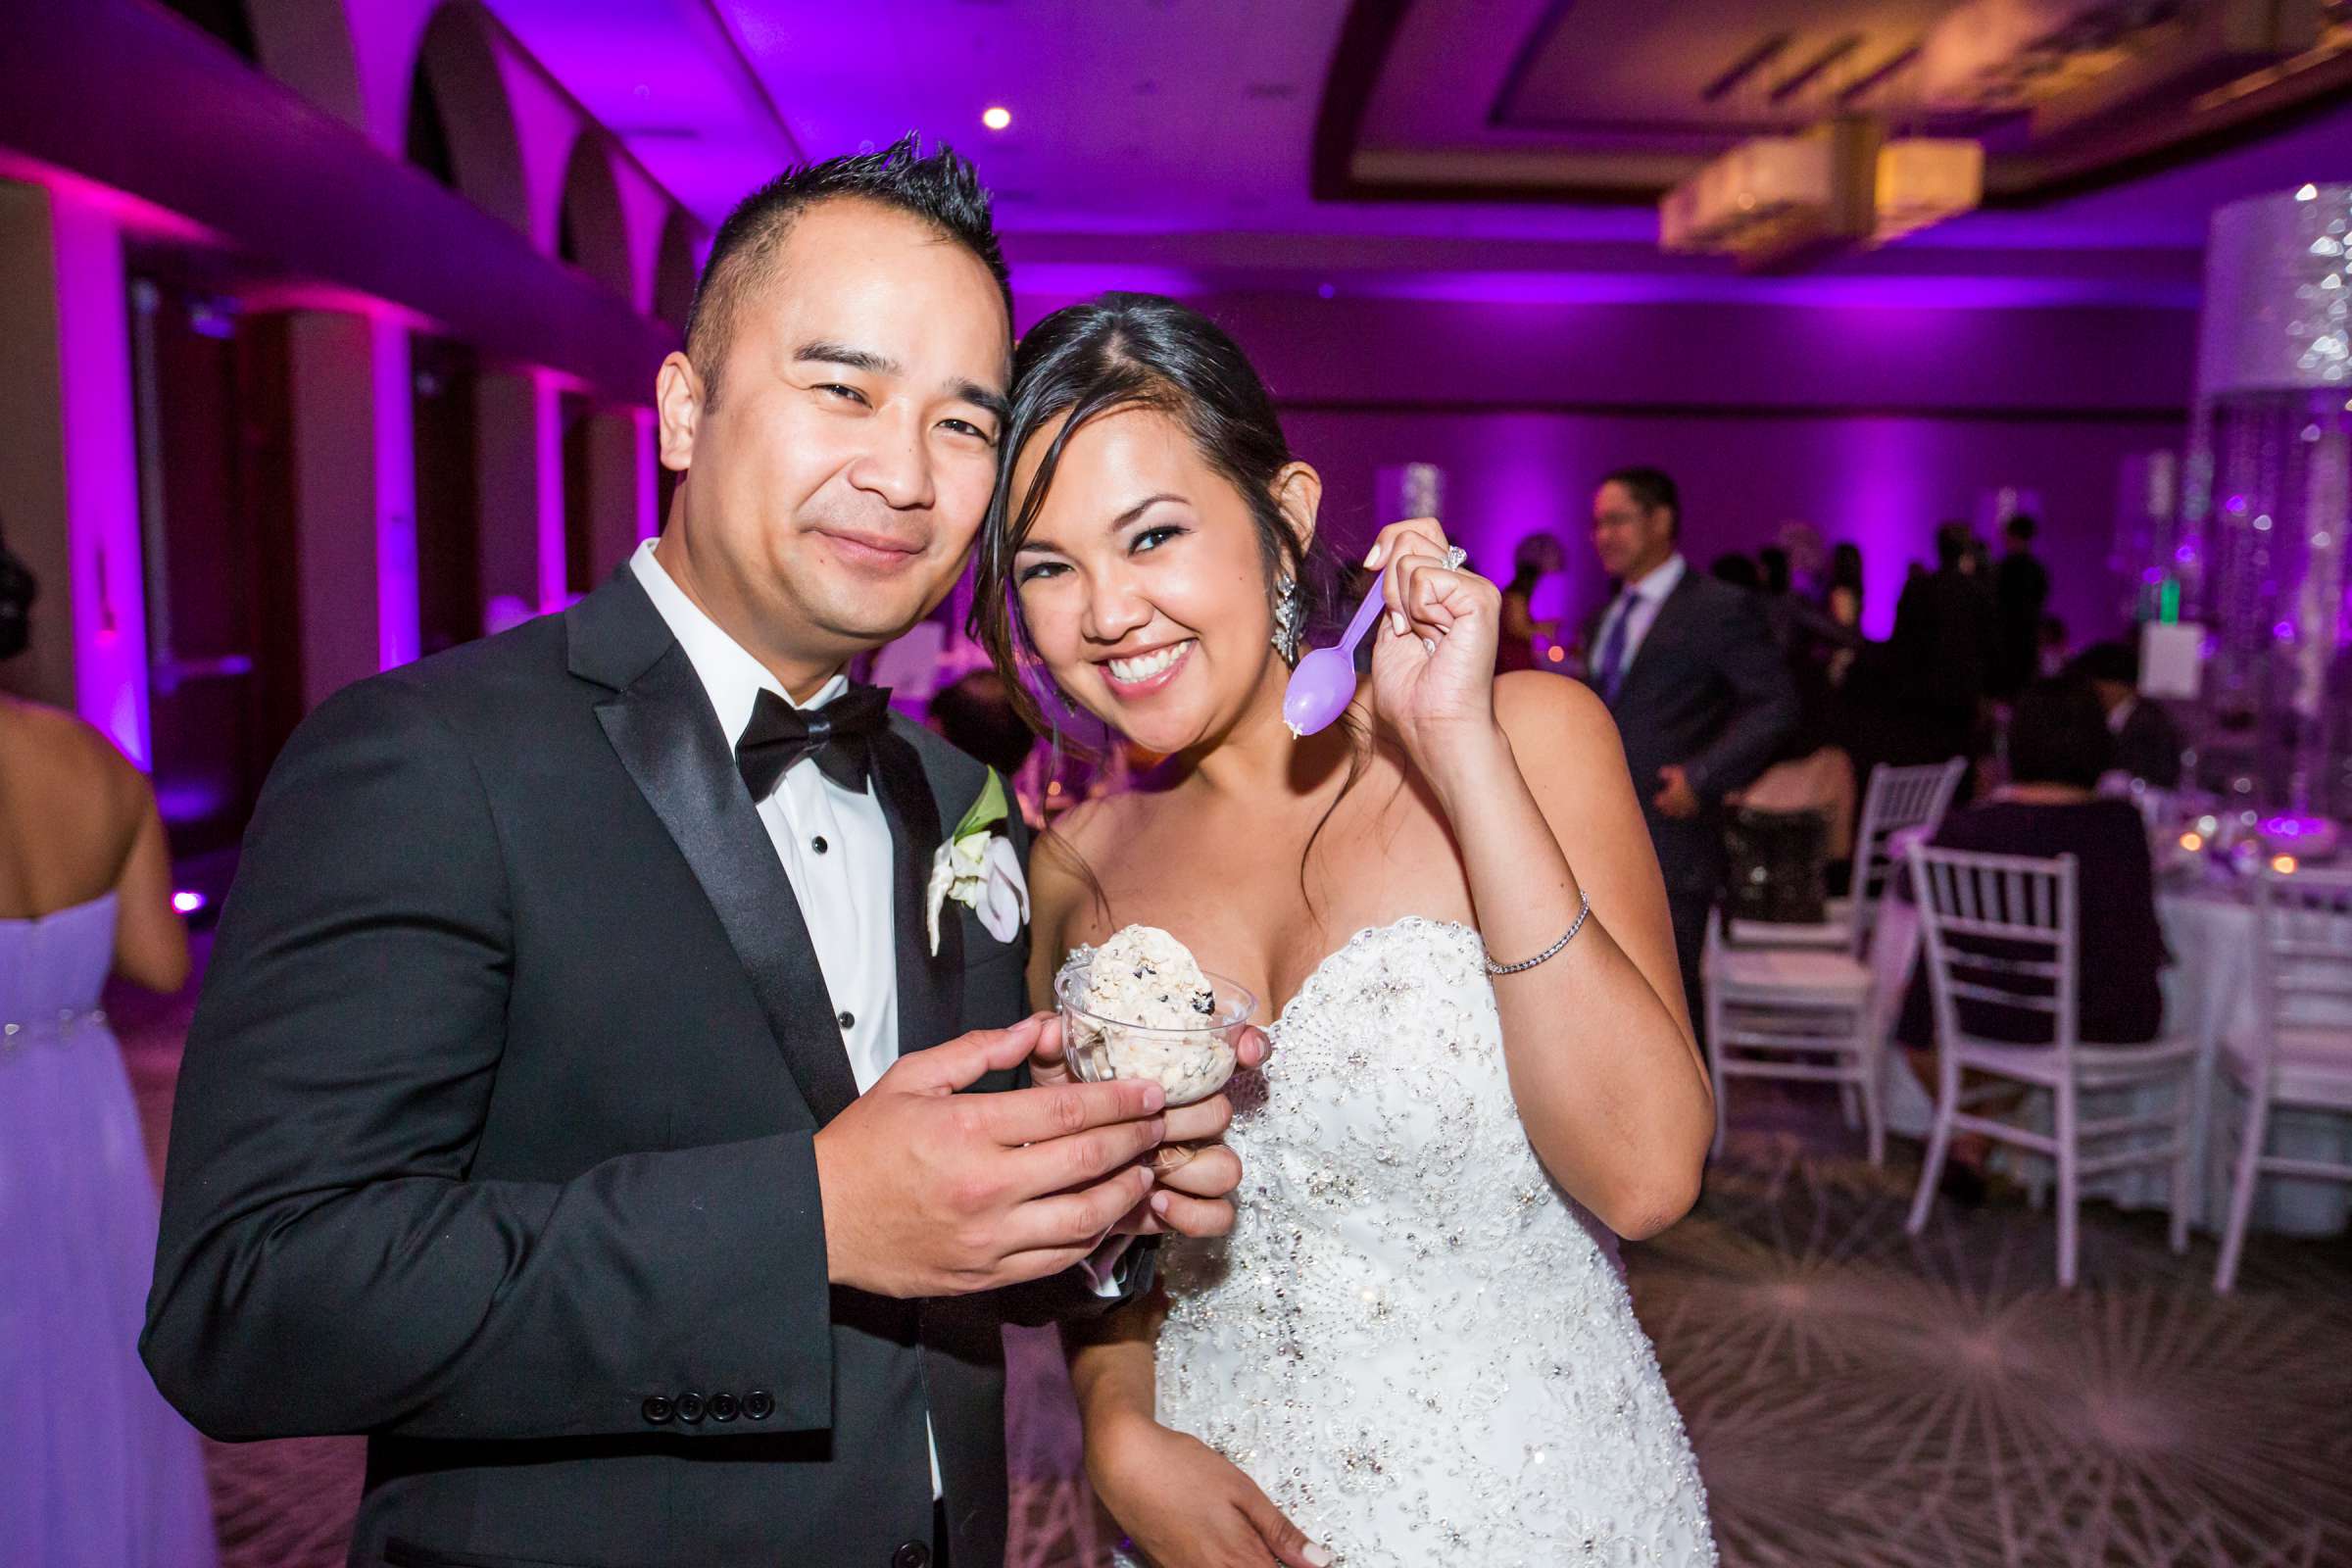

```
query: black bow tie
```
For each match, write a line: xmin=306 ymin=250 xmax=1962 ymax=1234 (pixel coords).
xmin=734 ymin=683 xmax=892 ymax=800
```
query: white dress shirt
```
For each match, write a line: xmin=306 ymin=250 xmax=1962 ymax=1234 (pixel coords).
xmin=1592 ymin=552 xmax=1688 ymax=685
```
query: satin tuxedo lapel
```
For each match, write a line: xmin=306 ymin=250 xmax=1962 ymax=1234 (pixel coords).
xmin=869 ymin=722 xmax=964 ymax=1062
xmin=567 ymin=569 xmax=862 ymax=1126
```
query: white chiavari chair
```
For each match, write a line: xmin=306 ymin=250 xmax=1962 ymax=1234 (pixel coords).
xmin=1726 ymin=759 xmax=1965 ymax=950
xmin=1902 ymin=843 xmax=2199 ymax=1287
xmin=1702 ymin=760 xmax=1965 ymax=1164
xmin=2212 ymin=865 xmax=2352 ymax=1294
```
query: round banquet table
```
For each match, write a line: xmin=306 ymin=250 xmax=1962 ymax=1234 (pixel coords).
xmin=1869 ymin=882 xmax=2352 ymax=1238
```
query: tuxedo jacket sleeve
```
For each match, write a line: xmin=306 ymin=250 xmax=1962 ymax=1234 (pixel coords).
xmin=141 ymin=670 xmax=839 ymax=1444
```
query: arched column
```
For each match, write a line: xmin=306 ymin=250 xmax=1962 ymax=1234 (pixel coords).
xmin=558 ymin=133 xmax=635 ymax=301
xmin=471 ymin=364 xmax=567 ymax=615
xmin=0 ymin=181 xmax=150 ymax=759
xmin=271 ymin=307 xmax=419 ymax=700
xmin=653 ymin=209 xmax=698 ymax=336
xmin=245 ymin=0 xmax=368 ymax=133
xmin=406 ymin=3 xmax=532 ymax=236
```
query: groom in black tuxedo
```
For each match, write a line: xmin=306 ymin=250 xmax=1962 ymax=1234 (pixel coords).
xmin=143 ymin=139 xmax=1248 ymax=1568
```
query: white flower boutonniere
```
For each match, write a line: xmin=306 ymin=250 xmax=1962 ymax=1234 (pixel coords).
xmin=926 ymin=769 xmax=1029 ymax=956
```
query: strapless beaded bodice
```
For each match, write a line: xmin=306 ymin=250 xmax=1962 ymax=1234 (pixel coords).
xmin=1136 ymin=918 xmax=1714 ymax=1568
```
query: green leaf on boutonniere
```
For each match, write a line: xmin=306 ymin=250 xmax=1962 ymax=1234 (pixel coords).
xmin=953 ymin=769 xmax=1008 ymax=844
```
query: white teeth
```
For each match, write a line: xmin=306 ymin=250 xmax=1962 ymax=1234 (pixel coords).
xmin=1107 ymin=641 xmax=1191 ymax=684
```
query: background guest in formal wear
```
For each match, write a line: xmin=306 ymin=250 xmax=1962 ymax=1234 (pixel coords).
xmin=1495 ymin=530 xmax=1566 ymax=674
xmin=1823 ymin=541 xmax=1866 ymax=633
xmin=0 ymin=559 xmax=216 ymax=1568
xmin=1878 ymin=521 xmax=1997 ymax=791
xmin=2071 ymin=638 xmax=2185 ymax=789
xmin=929 ymin=666 xmax=1038 ymax=771
xmin=1583 ymin=466 xmax=1797 ymax=1028
xmin=929 ymin=668 xmax=1049 ymax=826
xmin=1992 ymin=514 xmax=2052 ymax=700
xmin=1896 ymin=676 xmax=2170 ymax=1197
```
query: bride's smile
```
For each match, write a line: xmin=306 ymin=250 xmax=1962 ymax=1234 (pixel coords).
xmin=1101 ymin=637 xmax=1195 ymax=694
xmin=1004 ymin=404 xmax=1307 ymax=758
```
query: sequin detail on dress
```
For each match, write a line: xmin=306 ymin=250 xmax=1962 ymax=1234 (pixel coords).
xmin=1119 ymin=917 xmax=1715 ymax=1567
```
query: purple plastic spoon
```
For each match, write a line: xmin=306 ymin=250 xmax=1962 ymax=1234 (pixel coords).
xmin=1280 ymin=572 xmax=1391 ymax=738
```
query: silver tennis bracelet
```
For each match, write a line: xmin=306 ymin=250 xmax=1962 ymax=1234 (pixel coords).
xmin=1483 ymin=892 xmax=1592 ymax=976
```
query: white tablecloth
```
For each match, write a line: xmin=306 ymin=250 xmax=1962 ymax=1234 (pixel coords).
xmin=1869 ymin=888 xmax=2352 ymax=1238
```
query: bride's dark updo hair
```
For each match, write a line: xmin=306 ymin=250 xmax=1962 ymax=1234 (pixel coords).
xmin=970 ymin=292 xmax=1351 ymax=732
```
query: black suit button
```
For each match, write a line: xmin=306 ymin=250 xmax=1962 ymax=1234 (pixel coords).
xmin=744 ymin=1390 xmax=774 ymax=1420
xmin=709 ymin=1392 xmax=739 ymax=1422
xmin=674 ymin=1391 xmax=706 ymax=1424
xmin=811 ymin=835 xmax=828 ymax=855
xmin=892 ymin=1544 xmax=930 ymax=1568
xmin=837 ymin=1010 xmax=856 ymax=1031
xmin=641 ymin=1395 xmax=673 ymax=1424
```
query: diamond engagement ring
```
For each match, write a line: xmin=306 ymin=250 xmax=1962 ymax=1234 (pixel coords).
xmin=1442 ymin=545 xmax=1467 ymax=570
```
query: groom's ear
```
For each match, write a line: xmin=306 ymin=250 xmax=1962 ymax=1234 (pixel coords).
xmin=1271 ymin=461 xmax=1323 ymax=556
xmin=656 ymin=353 xmax=704 ymax=474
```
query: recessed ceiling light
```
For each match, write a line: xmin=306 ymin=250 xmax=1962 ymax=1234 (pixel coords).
xmin=982 ymin=106 xmax=1012 ymax=131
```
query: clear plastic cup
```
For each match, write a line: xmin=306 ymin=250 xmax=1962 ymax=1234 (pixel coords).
xmin=1053 ymin=962 xmax=1255 ymax=1107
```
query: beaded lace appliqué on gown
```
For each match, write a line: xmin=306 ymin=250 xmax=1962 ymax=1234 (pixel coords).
xmin=1120 ymin=917 xmax=1715 ymax=1567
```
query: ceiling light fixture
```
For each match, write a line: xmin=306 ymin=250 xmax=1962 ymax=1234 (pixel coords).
xmin=1874 ymin=137 xmax=1984 ymax=243
xmin=982 ymin=106 xmax=1011 ymax=131
xmin=1660 ymin=118 xmax=1984 ymax=266
xmin=1659 ymin=119 xmax=1878 ymax=265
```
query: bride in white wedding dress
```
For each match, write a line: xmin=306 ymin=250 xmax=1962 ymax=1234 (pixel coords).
xmin=973 ymin=293 xmax=1717 ymax=1568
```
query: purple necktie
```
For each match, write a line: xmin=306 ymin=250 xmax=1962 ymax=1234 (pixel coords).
xmin=1595 ymin=592 xmax=1636 ymax=703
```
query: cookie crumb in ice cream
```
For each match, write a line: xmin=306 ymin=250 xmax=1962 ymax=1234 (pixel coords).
xmin=1056 ymin=925 xmax=1240 ymax=1106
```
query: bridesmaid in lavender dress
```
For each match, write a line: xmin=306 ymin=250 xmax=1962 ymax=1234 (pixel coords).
xmin=0 ymin=680 xmax=218 ymax=1568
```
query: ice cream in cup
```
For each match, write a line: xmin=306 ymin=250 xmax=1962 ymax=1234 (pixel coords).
xmin=1053 ymin=925 xmax=1253 ymax=1107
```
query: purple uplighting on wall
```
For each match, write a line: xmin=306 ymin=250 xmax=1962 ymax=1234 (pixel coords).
xmin=53 ymin=188 xmax=152 ymax=765
xmin=374 ymin=314 xmax=421 ymax=673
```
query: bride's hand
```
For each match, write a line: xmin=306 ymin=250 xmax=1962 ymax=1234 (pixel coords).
xmin=1089 ymin=1414 xmax=1332 ymax=1568
xmin=1363 ymin=516 xmax=1503 ymax=772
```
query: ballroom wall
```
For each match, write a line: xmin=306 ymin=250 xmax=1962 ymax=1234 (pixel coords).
xmin=1013 ymin=291 xmax=2197 ymax=643
xmin=0 ymin=0 xmax=2211 ymax=816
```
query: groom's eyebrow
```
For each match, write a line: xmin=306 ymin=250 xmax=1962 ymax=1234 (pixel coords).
xmin=954 ymin=379 xmax=1011 ymax=425
xmin=792 ymin=341 xmax=1006 ymax=424
xmin=794 ymin=340 xmax=896 ymax=375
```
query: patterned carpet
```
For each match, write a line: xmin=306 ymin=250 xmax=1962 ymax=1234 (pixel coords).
xmin=116 ymin=967 xmax=2350 ymax=1568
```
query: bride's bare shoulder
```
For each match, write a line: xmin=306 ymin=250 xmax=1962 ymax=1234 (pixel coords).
xmin=1492 ymin=671 xmax=1627 ymax=780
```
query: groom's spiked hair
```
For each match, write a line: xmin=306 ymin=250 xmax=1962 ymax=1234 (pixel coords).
xmin=685 ymin=133 xmax=1011 ymax=410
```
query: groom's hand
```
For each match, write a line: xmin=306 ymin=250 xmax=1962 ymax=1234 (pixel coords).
xmin=813 ymin=1014 xmax=1169 ymax=1298
xmin=1031 ymin=1023 xmax=1265 ymax=1241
